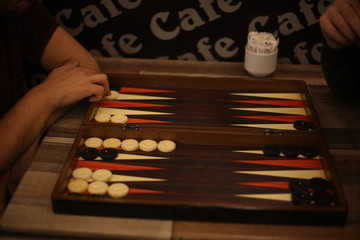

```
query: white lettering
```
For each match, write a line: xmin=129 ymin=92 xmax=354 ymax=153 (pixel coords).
xmin=56 ymin=9 xmax=84 ymax=36
xmin=197 ymin=37 xmax=217 ymax=61
xmin=178 ymin=53 xmax=198 ymax=60
xmin=81 ymin=5 xmax=108 ymax=28
xmin=151 ymin=0 xmax=243 ymax=40
xmin=318 ymin=0 xmax=333 ymax=14
xmin=248 ymin=1 xmax=325 ymax=36
xmin=159 ymin=36 xmax=238 ymax=61
xmin=214 ymin=37 xmax=238 ymax=58
xmin=119 ymin=34 xmax=143 ymax=54
xmin=278 ymin=12 xmax=304 ymax=35
xmin=299 ymin=0 xmax=318 ymax=26
xmin=218 ymin=0 xmax=242 ymax=13
xmin=102 ymin=33 xmax=121 ymax=57
xmin=100 ymin=33 xmax=142 ymax=57
xmin=278 ymin=57 xmax=293 ymax=64
xmin=248 ymin=15 xmax=269 ymax=32
xmin=179 ymin=8 xmax=206 ymax=31
xmin=293 ymin=42 xmax=309 ymax=64
xmin=89 ymin=49 xmax=103 ymax=57
xmin=198 ymin=0 xmax=221 ymax=21
xmin=311 ymin=42 xmax=322 ymax=62
xmin=150 ymin=12 xmax=181 ymax=40
xmin=101 ymin=0 xmax=122 ymax=18
xmin=118 ymin=0 xmax=142 ymax=9
xmin=292 ymin=41 xmax=322 ymax=64
xmin=56 ymin=0 xmax=142 ymax=36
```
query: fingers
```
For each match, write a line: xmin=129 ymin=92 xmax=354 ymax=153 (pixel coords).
xmin=88 ymin=85 xmax=106 ymax=102
xmin=43 ymin=64 xmax=110 ymax=108
xmin=335 ymin=0 xmax=360 ymax=41
xmin=55 ymin=61 xmax=110 ymax=101
xmin=87 ymin=73 xmax=110 ymax=102
xmin=320 ymin=13 xmax=351 ymax=49
xmin=347 ymin=0 xmax=360 ymax=39
xmin=321 ymin=0 xmax=360 ymax=49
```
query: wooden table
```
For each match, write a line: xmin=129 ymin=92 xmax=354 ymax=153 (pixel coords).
xmin=1 ymin=58 xmax=359 ymax=240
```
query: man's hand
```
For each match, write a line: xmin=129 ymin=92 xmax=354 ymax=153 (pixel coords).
xmin=36 ymin=60 xmax=109 ymax=110
xmin=319 ymin=0 xmax=360 ymax=49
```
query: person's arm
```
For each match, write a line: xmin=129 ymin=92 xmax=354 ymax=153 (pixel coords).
xmin=40 ymin=26 xmax=110 ymax=126
xmin=41 ymin=26 xmax=101 ymax=73
xmin=319 ymin=0 xmax=360 ymax=100
xmin=321 ymin=42 xmax=360 ymax=100
xmin=0 ymin=59 xmax=108 ymax=176
xmin=0 ymin=25 xmax=110 ymax=177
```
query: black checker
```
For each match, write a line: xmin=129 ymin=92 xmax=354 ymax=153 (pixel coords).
xmin=289 ymin=179 xmax=309 ymax=192
xmin=263 ymin=144 xmax=281 ymax=157
xmin=293 ymin=120 xmax=311 ymax=130
xmin=309 ymin=177 xmax=329 ymax=192
xmin=312 ymin=191 xmax=335 ymax=206
xmin=300 ymin=145 xmax=319 ymax=158
xmin=281 ymin=145 xmax=300 ymax=158
xmin=100 ymin=148 xmax=118 ymax=160
xmin=79 ymin=148 xmax=99 ymax=160
xmin=291 ymin=191 xmax=312 ymax=205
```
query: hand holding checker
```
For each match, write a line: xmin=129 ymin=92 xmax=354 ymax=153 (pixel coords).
xmin=0 ymin=60 xmax=109 ymax=177
xmin=40 ymin=60 xmax=110 ymax=109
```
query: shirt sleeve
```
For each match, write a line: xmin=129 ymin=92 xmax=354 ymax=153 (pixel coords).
xmin=16 ymin=2 xmax=59 ymax=65
xmin=321 ymin=41 xmax=360 ymax=101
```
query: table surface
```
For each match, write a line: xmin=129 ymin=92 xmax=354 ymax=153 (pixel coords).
xmin=1 ymin=58 xmax=359 ymax=240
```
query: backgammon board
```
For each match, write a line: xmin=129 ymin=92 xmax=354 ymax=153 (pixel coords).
xmin=52 ymin=74 xmax=348 ymax=225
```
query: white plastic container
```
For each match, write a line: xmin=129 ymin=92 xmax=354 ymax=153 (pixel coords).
xmin=244 ymin=46 xmax=278 ymax=78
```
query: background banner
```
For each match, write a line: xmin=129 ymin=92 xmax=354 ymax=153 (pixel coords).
xmin=42 ymin=0 xmax=332 ymax=64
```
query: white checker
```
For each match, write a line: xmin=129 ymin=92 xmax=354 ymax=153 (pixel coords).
xmin=72 ymin=167 xmax=93 ymax=180
xmin=108 ymin=183 xmax=129 ymax=198
xmin=139 ymin=139 xmax=158 ymax=152
xmin=84 ymin=137 xmax=103 ymax=148
xmin=92 ymin=169 xmax=112 ymax=182
xmin=121 ymin=139 xmax=139 ymax=151
xmin=111 ymin=114 xmax=128 ymax=124
xmin=157 ymin=140 xmax=176 ymax=153
xmin=103 ymin=138 xmax=121 ymax=149
xmin=67 ymin=179 xmax=88 ymax=194
xmin=94 ymin=112 xmax=111 ymax=123
xmin=88 ymin=181 xmax=108 ymax=195
xmin=103 ymin=90 xmax=120 ymax=100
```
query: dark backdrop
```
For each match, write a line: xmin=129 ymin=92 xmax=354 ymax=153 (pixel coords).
xmin=41 ymin=0 xmax=332 ymax=64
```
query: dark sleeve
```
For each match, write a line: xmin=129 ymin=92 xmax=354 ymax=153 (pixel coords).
xmin=321 ymin=41 xmax=360 ymax=101
xmin=16 ymin=2 xmax=58 ymax=65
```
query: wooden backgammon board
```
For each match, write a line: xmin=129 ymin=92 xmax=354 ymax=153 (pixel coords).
xmin=51 ymin=74 xmax=348 ymax=225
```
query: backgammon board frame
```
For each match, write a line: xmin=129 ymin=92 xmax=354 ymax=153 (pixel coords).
xmin=51 ymin=74 xmax=348 ymax=225
xmin=83 ymin=74 xmax=323 ymax=134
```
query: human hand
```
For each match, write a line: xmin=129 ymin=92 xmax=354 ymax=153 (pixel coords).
xmin=35 ymin=60 xmax=109 ymax=110
xmin=319 ymin=0 xmax=360 ymax=49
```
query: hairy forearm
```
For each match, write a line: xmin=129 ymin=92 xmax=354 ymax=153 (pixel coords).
xmin=0 ymin=86 xmax=53 ymax=176
xmin=0 ymin=19 xmax=110 ymax=177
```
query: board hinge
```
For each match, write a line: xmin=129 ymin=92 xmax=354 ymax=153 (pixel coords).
xmin=265 ymin=129 xmax=283 ymax=136
xmin=121 ymin=124 xmax=140 ymax=131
